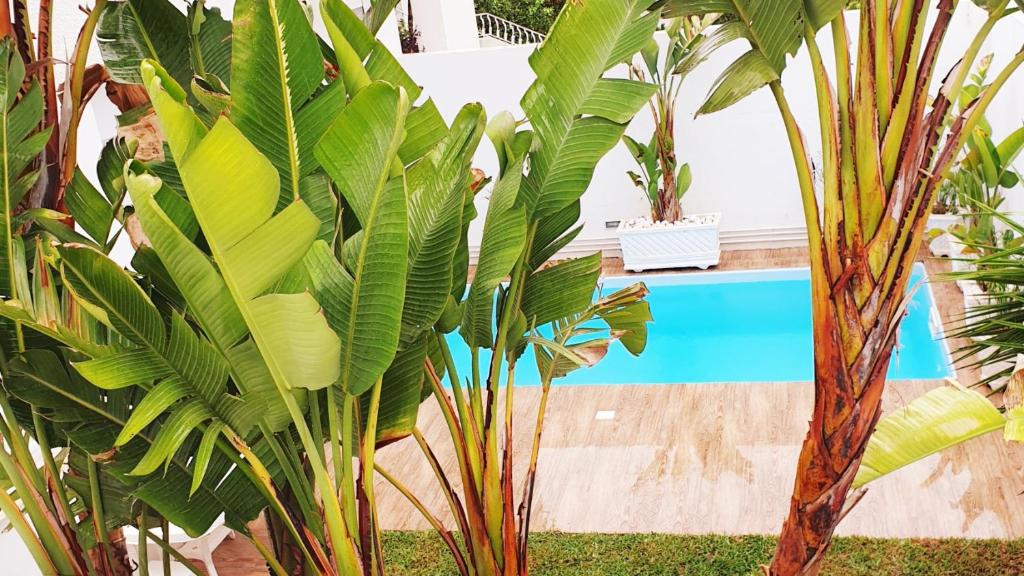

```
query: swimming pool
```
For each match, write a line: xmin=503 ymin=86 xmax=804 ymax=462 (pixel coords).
xmin=445 ymin=263 xmax=953 ymax=385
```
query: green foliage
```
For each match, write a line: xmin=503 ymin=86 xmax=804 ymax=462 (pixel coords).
xmin=622 ymin=16 xmax=714 ymax=222
xmin=474 ymin=0 xmax=565 ymax=33
xmin=855 ymin=383 xmax=1019 ymax=488
xmin=663 ymin=0 xmax=824 ymax=114
xmin=951 ymin=208 xmax=1024 ymax=385
xmin=943 ymin=54 xmax=1024 ymax=254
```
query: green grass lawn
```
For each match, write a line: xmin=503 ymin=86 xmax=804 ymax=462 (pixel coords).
xmin=382 ymin=532 xmax=1024 ymax=575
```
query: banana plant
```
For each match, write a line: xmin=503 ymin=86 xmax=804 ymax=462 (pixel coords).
xmin=622 ymin=15 xmax=715 ymax=223
xmin=351 ymin=2 xmax=658 ymax=575
xmin=661 ymin=0 xmax=1024 ymax=573
xmin=0 ymin=2 xmax=452 ymax=575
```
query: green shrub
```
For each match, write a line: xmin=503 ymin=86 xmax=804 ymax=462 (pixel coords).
xmin=474 ymin=0 xmax=564 ymax=32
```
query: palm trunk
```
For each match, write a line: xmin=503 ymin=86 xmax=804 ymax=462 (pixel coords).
xmin=765 ymin=2 xmax=1024 ymax=570
xmin=770 ymin=265 xmax=900 ymax=575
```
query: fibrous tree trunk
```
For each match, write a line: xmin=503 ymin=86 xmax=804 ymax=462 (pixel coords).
xmin=769 ymin=2 xmax=1024 ymax=573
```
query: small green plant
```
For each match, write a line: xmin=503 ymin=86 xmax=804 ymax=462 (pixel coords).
xmin=622 ymin=16 xmax=714 ymax=223
xmin=946 ymin=125 xmax=1024 ymax=271
xmin=948 ymin=168 xmax=1019 ymax=265
xmin=945 ymin=53 xmax=1024 ymax=260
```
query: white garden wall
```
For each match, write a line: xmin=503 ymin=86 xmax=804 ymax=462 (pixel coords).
xmin=42 ymin=2 xmax=1024 ymax=262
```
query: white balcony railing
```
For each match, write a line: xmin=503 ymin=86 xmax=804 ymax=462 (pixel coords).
xmin=476 ymin=13 xmax=546 ymax=46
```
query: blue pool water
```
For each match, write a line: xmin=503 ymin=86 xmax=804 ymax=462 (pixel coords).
xmin=445 ymin=263 xmax=952 ymax=385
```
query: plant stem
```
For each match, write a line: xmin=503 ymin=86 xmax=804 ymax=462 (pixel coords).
xmin=0 ymin=480 xmax=58 ymax=574
xmin=769 ymin=81 xmax=827 ymax=279
xmin=360 ymin=377 xmax=385 ymax=575
xmin=481 ymin=226 xmax=535 ymax=568
xmin=141 ymin=525 xmax=204 ymax=576
xmin=309 ymin=391 xmax=325 ymax=464
xmin=32 ymin=411 xmax=75 ymax=531
xmin=375 ymin=463 xmax=470 ymax=576
xmin=161 ymin=519 xmax=171 ymax=576
xmin=245 ymin=529 xmax=290 ymax=576
xmin=411 ymin=427 xmax=472 ymax=551
xmin=226 ymin=432 xmax=325 ymax=572
xmin=87 ymin=457 xmax=115 ymax=575
xmin=265 ymin=429 xmax=319 ymax=536
xmin=138 ymin=509 xmax=149 ymax=576
xmin=341 ymin=393 xmax=359 ymax=537
xmin=437 ymin=332 xmax=483 ymax=489
xmin=469 ymin=347 xmax=484 ymax=441
xmin=327 ymin=389 xmax=344 ymax=493
xmin=0 ymin=411 xmax=75 ymax=574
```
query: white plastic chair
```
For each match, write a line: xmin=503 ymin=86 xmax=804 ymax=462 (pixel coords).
xmin=142 ymin=559 xmax=198 ymax=575
xmin=123 ymin=516 xmax=234 ymax=576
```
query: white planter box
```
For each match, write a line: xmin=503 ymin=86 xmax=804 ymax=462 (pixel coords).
xmin=981 ymin=358 xmax=1013 ymax=391
xmin=927 ymin=213 xmax=962 ymax=257
xmin=960 ymin=281 xmax=1012 ymax=391
xmin=961 ymin=279 xmax=991 ymax=318
xmin=617 ymin=214 xmax=721 ymax=272
xmin=952 ymin=253 xmax=977 ymax=293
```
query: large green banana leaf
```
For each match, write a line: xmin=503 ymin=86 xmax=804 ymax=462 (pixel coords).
xmin=310 ymin=81 xmax=409 ymax=396
xmin=363 ymin=0 xmax=403 ymax=36
xmin=123 ymin=106 xmax=296 ymax=432
xmin=359 ymin=333 xmax=429 ymax=446
xmin=191 ymin=3 xmax=233 ymax=84
xmin=57 ymin=245 xmax=262 ymax=479
xmin=521 ymin=253 xmax=602 ymax=327
xmin=231 ymin=0 xmax=325 ymax=204
xmin=854 ymin=383 xmax=1022 ymax=488
xmin=522 ymin=0 xmax=658 ymax=219
xmin=460 ymin=122 xmax=532 ymax=349
xmin=6 ymin=349 xmax=265 ymax=537
xmin=461 ymin=0 xmax=659 ymax=351
xmin=142 ymin=59 xmax=341 ymax=395
xmin=63 ymin=168 xmax=121 ymax=249
xmin=663 ymin=0 xmax=843 ymax=113
xmin=97 ymin=0 xmax=192 ymax=87
xmin=359 ymin=103 xmax=488 ymax=445
xmin=320 ymin=0 xmax=449 ymax=162
xmin=399 ymin=104 xmax=486 ymax=349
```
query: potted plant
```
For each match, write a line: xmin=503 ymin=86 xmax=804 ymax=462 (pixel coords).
xmin=952 ymin=207 xmax=1024 ymax=391
xmin=948 ymin=128 xmax=1023 ymax=389
xmin=927 ymin=55 xmax=998 ymax=257
xmin=617 ymin=16 xmax=719 ymax=272
xmin=948 ymin=125 xmax=1024 ymax=299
